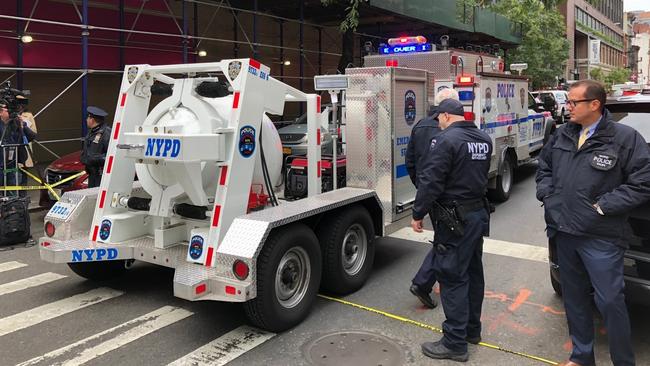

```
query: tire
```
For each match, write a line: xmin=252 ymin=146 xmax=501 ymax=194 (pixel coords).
xmin=317 ymin=205 xmax=375 ymax=295
xmin=550 ymin=268 xmax=562 ymax=296
xmin=243 ymin=223 xmax=321 ymax=332
xmin=488 ymin=156 xmax=514 ymax=202
xmin=636 ymin=260 xmax=650 ymax=280
xmin=67 ymin=260 xmax=128 ymax=281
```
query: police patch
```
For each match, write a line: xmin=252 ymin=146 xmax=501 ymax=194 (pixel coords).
xmin=591 ymin=152 xmax=617 ymax=171
xmin=99 ymin=219 xmax=111 ymax=241
xmin=430 ymin=138 xmax=437 ymax=150
xmin=467 ymin=142 xmax=489 ymax=160
xmin=404 ymin=90 xmax=416 ymax=125
xmin=93 ymin=134 xmax=101 ymax=143
xmin=189 ymin=235 xmax=204 ymax=260
xmin=239 ymin=125 xmax=256 ymax=158
xmin=228 ymin=61 xmax=242 ymax=80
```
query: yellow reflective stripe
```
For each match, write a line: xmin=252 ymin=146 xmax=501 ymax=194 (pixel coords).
xmin=317 ymin=294 xmax=559 ymax=365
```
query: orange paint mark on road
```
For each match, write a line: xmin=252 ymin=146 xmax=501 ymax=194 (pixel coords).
xmin=484 ymin=313 xmax=540 ymax=336
xmin=563 ymin=340 xmax=572 ymax=352
xmin=508 ymin=288 xmax=532 ymax=312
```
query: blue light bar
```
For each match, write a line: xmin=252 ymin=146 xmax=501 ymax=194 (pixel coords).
xmin=458 ymin=90 xmax=474 ymax=101
xmin=379 ymin=43 xmax=433 ymax=55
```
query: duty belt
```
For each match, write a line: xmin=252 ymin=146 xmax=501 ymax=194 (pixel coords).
xmin=440 ymin=198 xmax=485 ymax=213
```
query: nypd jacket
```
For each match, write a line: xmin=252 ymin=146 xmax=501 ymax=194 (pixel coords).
xmin=413 ymin=121 xmax=493 ymax=220
xmin=81 ymin=123 xmax=111 ymax=175
xmin=535 ymin=109 xmax=650 ymax=245
xmin=405 ymin=113 xmax=442 ymax=187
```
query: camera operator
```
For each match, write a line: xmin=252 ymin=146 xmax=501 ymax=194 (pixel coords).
xmin=0 ymin=99 xmax=36 ymax=196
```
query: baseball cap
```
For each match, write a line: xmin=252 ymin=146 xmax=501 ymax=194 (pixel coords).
xmin=436 ymin=99 xmax=465 ymax=117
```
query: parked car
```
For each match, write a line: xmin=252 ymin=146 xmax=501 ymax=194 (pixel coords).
xmin=548 ymin=97 xmax=650 ymax=302
xmin=39 ymin=151 xmax=88 ymax=207
xmin=277 ymin=104 xmax=342 ymax=157
xmin=534 ymin=90 xmax=570 ymax=123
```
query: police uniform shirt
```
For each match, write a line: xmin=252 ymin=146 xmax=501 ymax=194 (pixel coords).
xmin=413 ymin=121 xmax=493 ymax=220
xmin=81 ymin=123 xmax=111 ymax=173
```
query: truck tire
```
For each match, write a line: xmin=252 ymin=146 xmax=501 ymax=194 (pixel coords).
xmin=67 ymin=260 xmax=128 ymax=281
xmin=550 ymin=268 xmax=562 ymax=296
xmin=317 ymin=205 xmax=375 ymax=295
xmin=243 ymin=223 xmax=321 ymax=332
xmin=488 ymin=156 xmax=513 ymax=202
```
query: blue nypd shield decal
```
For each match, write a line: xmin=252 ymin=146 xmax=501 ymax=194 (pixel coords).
xmin=189 ymin=235 xmax=204 ymax=260
xmin=99 ymin=219 xmax=111 ymax=241
xmin=404 ymin=90 xmax=416 ymax=125
xmin=239 ymin=126 xmax=256 ymax=158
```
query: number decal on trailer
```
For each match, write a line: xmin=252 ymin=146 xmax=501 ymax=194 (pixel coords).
xmin=49 ymin=202 xmax=75 ymax=220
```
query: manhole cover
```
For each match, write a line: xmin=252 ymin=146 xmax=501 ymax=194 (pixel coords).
xmin=304 ymin=331 xmax=404 ymax=366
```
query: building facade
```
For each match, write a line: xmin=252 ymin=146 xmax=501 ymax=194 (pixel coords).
xmin=559 ymin=0 xmax=625 ymax=80
xmin=632 ymin=33 xmax=650 ymax=84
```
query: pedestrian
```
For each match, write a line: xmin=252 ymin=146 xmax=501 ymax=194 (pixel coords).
xmin=81 ymin=106 xmax=111 ymax=188
xmin=0 ymin=100 xmax=36 ymax=196
xmin=407 ymin=88 xmax=460 ymax=309
xmin=17 ymin=97 xmax=37 ymax=197
xmin=412 ymin=99 xmax=492 ymax=362
xmin=536 ymin=80 xmax=650 ymax=366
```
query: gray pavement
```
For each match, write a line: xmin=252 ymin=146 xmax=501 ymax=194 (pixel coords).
xmin=1 ymin=163 xmax=649 ymax=365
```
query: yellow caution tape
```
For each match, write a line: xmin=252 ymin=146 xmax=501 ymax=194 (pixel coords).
xmin=0 ymin=169 xmax=85 ymax=201
xmin=318 ymin=294 xmax=559 ymax=365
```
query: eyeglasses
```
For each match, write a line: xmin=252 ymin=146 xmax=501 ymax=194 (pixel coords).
xmin=567 ymin=99 xmax=596 ymax=107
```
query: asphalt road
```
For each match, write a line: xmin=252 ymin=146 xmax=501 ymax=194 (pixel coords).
xmin=1 ymin=163 xmax=649 ymax=365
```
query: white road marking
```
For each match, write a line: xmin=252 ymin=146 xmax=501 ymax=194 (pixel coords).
xmin=168 ymin=325 xmax=275 ymax=366
xmin=18 ymin=306 xmax=193 ymax=366
xmin=0 ymin=261 xmax=28 ymax=273
xmin=389 ymin=227 xmax=548 ymax=263
xmin=0 ymin=272 xmax=67 ymax=296
xmin=0 ymin=287 xmax=123 ymax=337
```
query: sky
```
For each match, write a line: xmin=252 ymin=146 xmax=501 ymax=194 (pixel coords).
xmin=625 ymin=0 xmax=650 ymax=12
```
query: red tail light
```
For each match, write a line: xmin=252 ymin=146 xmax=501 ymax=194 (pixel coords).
xmin=464 ymin=112 xmax=476 ymax=121
xmin=45 ymin=221 xmax=56 ymax=237
xmin=233 ymin=260 xmax=249 ymax=280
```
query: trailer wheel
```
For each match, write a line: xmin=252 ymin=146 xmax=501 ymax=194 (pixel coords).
xmin=317 ymin=205 xmax=375 ymax=295
xmin=67 ymin=260 xmax=129 ymax=281
xmin=243 ymin=223 xmax=321 ymax=332
xmin=489 ymin=156 xmax=513 ymax=202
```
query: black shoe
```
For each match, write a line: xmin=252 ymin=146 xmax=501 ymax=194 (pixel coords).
xmin=465 ymin=335 xmax=481 ymax=344
xmin=421 ymin=341 xmax=468 ymax=362
xmin=410 ymin=284 xmax=437 ymax=309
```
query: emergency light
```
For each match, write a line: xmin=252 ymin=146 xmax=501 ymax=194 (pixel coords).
xmin=455 ymin=75 xmax=475 ymax=86
xmin=464 ymin=112 xmax=475 ymax=121
xmin=458 ymin=90 xmax=474 ymax=101
xmin=387 ymin=36 xmax=427 ymax=46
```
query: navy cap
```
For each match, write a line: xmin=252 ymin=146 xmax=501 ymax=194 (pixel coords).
xmin=437 ymin=99 xmax=465 ymax=117
xmin=87 ymin=106 xmax=108 ymax=118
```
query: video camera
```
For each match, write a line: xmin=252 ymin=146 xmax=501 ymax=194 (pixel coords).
xmin=0 ymin=82 xmax=29 ymax=119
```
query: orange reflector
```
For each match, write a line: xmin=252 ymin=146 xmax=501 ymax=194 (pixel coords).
xmin=225 ymin=286 xmax=236 ymax=295
xmin=195 ymin=283 xmax=207 ymax=295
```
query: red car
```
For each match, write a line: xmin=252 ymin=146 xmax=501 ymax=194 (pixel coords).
xmin=39 ymin=151 xmax=88 ymax=207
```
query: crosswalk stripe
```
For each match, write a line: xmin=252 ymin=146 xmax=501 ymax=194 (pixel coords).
xmin=0 ymin=287 xmax=123 ymax=337
xmin=168 ymin=325 xmax=275 ymax=366
xmin=0 ymin=261 xmax=28 ymax=273
xmin=389 ymin=227 xmax=548 ymax=263
xmin=0 ymin=272 xmax=67 ymax=296
xmin=18 ymin=306 xmax=193 ymax=366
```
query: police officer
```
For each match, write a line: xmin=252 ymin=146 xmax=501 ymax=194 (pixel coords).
xmin=412 ymin=99 xmax=492 ymax=362
xmin=407 ymin=88 xmax=459 ymax=309
xmin=81 ymin=106 xmax=111 ymax=188
xmin=536 ymin=80 xmax=650 ymax=366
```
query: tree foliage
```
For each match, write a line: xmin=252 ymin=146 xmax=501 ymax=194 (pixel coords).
xmin=590 ymin=67 xmax=631 ymax=90
xmin=488 ymin=0 xmax=570 ymax=89
xmin=320 ymin=0 xmax=361 ymax=32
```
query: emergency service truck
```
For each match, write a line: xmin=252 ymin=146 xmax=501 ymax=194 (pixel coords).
xmin=38 ymin=59 xmax=424 ymax=332
xmin=365 ymin=36 xmax=555 ymax=201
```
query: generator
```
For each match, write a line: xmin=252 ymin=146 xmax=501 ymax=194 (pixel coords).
xmin=284 ymin=155 xmax=346 ymax=200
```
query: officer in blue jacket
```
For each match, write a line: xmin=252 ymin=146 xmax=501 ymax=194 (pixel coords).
xmin=407 ymin=88 xmax=460 ymax=309
xmin=412 ymin=99 xmax=492 ymax=362
xmin=536 ymin=80 xmax=650 ymax=366
xmin=81 ymin=106 xmax=111 ymax=188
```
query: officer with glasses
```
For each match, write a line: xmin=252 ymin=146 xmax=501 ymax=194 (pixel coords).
xmin=536 ymin=80 xmax=650 ymax=366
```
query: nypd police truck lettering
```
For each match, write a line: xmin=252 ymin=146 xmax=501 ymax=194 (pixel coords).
xmin=145 ymin=138 xmax=181 ymax=158
xmin=71 ymin=248 xmax=119 ymax=262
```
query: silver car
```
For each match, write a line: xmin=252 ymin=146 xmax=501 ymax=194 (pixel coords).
xmin=278 ymin=106 xmax=341 ymax=156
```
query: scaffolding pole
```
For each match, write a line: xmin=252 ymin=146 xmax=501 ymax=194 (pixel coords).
xmin=17 ymin=0 xmax=23 ymax=89
xmin=81 ymin=0 xmax=88 ymax=136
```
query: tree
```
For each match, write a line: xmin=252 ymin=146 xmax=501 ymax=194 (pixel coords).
xmin=590 ymin=67 xmax=632 ymax=91
xmin=321 ymin=0 xmax=361 ymax=73
xmin=488 ymin=0 xmax=570 ymax=89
